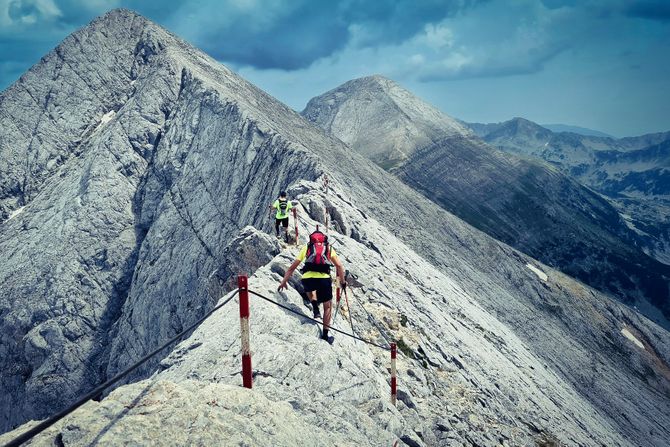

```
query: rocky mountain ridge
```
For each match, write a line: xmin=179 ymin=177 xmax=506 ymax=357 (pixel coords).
xmin=1 ymin=9 xmax=669 ymax=446
xmin=3 ymin=179 xmax=670 ymax=446
xmin=540 ymin=124 xmax=613 ymax=138
xmin=302 ymin=77 xmax=670 ymax=328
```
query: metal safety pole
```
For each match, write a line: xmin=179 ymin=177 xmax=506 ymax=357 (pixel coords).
xmin=292 ymin=207 xmax=299 ymax=245
xmin=391 ymin=342 xmax=397 ymax=405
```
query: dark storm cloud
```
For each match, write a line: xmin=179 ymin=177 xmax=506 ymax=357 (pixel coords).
xmin=183 ymin=1 xmax=349 ymax=70
xmin=0 ymin=0 xmax=489 ymax=86
xmin=170 ymin=0 xmax=488 ymax=70
xmin=625 ymin=1 xmax=670 ymax=21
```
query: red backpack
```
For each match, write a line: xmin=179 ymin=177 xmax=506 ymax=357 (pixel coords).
xmin=301 ymin=230 xmax=333 ymax=274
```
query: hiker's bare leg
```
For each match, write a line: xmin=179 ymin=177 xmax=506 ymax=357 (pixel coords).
xmin=323 ymin=300 xmax=332 ymax=333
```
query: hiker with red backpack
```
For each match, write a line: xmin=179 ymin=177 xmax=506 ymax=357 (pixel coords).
xmin=278 ymin=229 xmax=345 ymax=344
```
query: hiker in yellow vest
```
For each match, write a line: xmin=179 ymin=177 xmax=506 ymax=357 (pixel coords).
xmin=278 ymin=229 xmax=345 ymax=344
xmin=270 ymin=191 xmax=292 ymax=241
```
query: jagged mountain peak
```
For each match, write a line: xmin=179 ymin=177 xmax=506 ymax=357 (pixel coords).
xmin=508 ymin=116 xmax=545 ymax=127
xmin=344 ymin=73 xmax=393 ymax=84
xmin=495 ymin=117 xmax=553 ymax=137
xmin=84 ymin=7 xmax=144 ymax=26
xmin=334 ymin=74 xmax=404 ymax=93
xmin=302 ymin=75 xmax=472 ymax=168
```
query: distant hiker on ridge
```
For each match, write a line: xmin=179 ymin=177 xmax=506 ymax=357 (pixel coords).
xmin=270 ymin=191 xmax=293 ymax=241
xmin=278 ymin=228 xmax=345 ymax=344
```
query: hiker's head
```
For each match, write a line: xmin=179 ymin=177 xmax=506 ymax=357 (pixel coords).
xmin=280 ymin=191 xmax=287 ymax=198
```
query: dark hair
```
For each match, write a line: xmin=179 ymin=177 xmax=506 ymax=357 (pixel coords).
xmin=280 ymin=191 xmax=287 ymax=197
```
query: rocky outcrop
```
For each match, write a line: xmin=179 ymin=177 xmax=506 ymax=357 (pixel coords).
xmin=302 ymin=76 xmax=670 ymax=327
xmin=0 ymin=380 xmax=398 ymax=446
xmin=1 ymin=9 xmax=669 ymax=447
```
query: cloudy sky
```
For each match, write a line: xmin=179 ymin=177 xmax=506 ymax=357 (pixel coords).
xmin=1 ymin=0 xmax=669 ymax=137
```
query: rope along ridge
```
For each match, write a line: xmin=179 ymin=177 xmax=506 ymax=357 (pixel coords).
xmin=6 ymin=286 xmax=391 ymax=446
xmin=247 ymin=288 xmax=390 ymax=351
xmin=3 ymin=293 xmax=238 ymax=447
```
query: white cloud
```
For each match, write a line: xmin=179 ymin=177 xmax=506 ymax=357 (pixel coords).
xmin=0 ymin=0 xmax=62 ymax=27
xmin=422 ymin=23 xmax=454 ymax=50
xmin=309 ymin=0 xmax=584 ymax=82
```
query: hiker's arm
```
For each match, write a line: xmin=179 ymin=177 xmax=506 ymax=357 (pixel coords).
xmin=333 ymin=256 xmax=345 ymax=286
xmin=278 ymin=259 xmax=302 ymax=291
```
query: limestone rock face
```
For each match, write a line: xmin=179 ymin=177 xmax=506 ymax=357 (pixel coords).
xmin=302 ymin=76 xmax=670 ymax=328
xmin=0 ymin=380 xmax=397 ymax=446
xmin=1 ymin=9 xmax=669 ymax=447
xmin=0 ymin=9 xmax=320 ymax=431
xmin=0 ymin=10 xmax=182 ymax=431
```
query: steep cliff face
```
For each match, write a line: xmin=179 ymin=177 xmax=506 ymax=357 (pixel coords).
xmin=0 ymin=11 xmax=158 ymax=221
xmin=0 ymin=9 xmax=322 ymax=431
xmin=0 ymin=11 xmax=182 ymax=430
xmin=302 ymin=76 xmax=670 ymax=327
xmin=1 ymin=9 xmax=670 ymax=447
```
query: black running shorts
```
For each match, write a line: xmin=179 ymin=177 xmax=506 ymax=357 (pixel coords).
xmin=276 ymin=217 xmax=289 ymax=228
xmin=301 ymin=277 xmax=333 ymax=303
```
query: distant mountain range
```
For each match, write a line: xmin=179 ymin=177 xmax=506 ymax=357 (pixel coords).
xmin=468 ymin=121 xmax=615 ymax=138
xmin=303 ymin=76 xmax=670 ymax=327
xmin=468 ymin=117 xmax=670 ymax=265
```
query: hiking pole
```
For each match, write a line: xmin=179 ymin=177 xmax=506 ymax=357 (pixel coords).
xmin=342 ymin=283 xmax=356 ymax=343
xmin=332 ymin=285 xmax=342 ymax=324
xmin=343 ymin=271 xmax=357 ymax=341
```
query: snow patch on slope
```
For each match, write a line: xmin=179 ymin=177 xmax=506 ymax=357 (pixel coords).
xmin=526 ymin=263 xmax=548 ymax=281
xmin=92 ymin=110 xmax=116 ymax=134
xmin=621 ymin=327 xmax=645 ymax=350
xmin=7 ymin=206 xmax=25 ymax=220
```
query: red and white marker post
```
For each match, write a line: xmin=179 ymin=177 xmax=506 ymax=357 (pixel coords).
xmin=391 ymin=342 xmax=397 ymax=406
xmin=238 ymin=275 xmax=252 ymax=389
